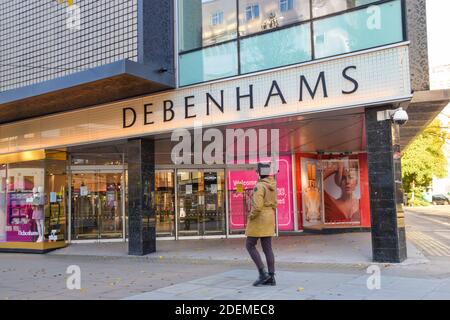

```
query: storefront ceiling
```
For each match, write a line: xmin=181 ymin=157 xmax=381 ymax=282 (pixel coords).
xmin=401 ymin=89 xmax=450 ymax=148
xmin=224 ymin=108 xmax=367 ymax=154
xmin=148 ymin=107 xmax=367 ymax=157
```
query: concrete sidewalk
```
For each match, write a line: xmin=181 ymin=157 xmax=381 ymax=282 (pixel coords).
xmin=49 ymin=232 xmax=427 ymax=267
xmin=125 ymin=268 xmax=450 ymax=300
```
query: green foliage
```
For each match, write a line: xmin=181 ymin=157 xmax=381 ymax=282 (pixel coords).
xmin=402 ymin=119 xmax=448 ymax=196
xmin=406 ymin=193 xmax=431 ymax=207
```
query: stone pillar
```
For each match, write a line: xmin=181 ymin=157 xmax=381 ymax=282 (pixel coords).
xmin=365 ymin=107 xmax=407 ymax=263
xmin=127 ymin=138 xmax=156 ymax=256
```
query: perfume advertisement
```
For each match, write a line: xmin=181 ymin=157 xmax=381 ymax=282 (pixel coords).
xmin=301 ymin=159 xmax=323 ymax=227
xmin=322 ymin=159 xmax=361 ymax=224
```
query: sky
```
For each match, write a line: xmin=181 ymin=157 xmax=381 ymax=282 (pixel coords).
xmin=427 ymin=0 xmax=450 ymax=68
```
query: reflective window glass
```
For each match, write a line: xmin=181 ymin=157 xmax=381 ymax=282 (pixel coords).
xmin=178 ymin=0 xmax=238 ymax=51
xmin=211 ymin=11 xmax=224 ymax=26
xmin=239 ymin=0 xmax=310 ymax=36
xmin=313 ymin=0 xmax=403 ymax=59
xmin=179 ymin=41 xmax=239 ymax=86
xmin=240 ymin=23 xmax=311 ymax=74
xmin=245 ymin=4 xmax=260 ymax=21
xmin=312 ymin=0 xmax=380 ymax=18
xmin=280 ymin=0 xmax=294 ymax=12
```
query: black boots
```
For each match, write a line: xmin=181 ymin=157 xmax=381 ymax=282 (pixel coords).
xmin=253 ymin=268 xmax=271 ymax=286
xmin=264 ymin=272 xmax=276 ymax=286
xmin=253 ymin=269 xmax=276 ymax=286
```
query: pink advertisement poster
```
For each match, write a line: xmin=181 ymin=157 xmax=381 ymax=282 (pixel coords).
xmin=227 ymin=156 xmax=294 ymax=231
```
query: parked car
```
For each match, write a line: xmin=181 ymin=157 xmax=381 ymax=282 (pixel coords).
xmin=432 ymin=194 xmax=450 ymax=205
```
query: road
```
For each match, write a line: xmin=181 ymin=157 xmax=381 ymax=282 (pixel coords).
xmin=405 ymin=205 xmax=450 ymax=258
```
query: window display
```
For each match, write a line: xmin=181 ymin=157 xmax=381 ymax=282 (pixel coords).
xmin=299 ymin=156 xmax=363 ymax=227
xmin=322 ymin=159 xmax=361 ymax=224
xmin=0 ymin=154 xmax=68 ymax=246
xmin=301 ymin=158 xmax=323 ymax=227
xmin=5 ymin=161 xmax=45 ymax=242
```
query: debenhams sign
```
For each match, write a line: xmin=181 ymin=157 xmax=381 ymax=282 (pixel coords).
xmin=121 ymin=45 xmax=411 ymax=133
xmin=123 ymin=67 xmax=357 ymax=128
xmin=0 ymin=44 xmax=412 ymax=154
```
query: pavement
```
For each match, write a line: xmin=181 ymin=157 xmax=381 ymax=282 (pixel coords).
xmin=1 ymin=205 xmax=450 ymax=300
xmin=49 ymin=231 xmax=427 ymax=267
xmin=126 ymin=268 xmax=450 ymax=300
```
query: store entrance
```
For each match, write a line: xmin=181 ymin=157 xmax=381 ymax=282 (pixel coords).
xmin=70 ymin=168 xmax=125 ymax=241
xmin=177 ymin=170 xmax=225 ymax=237
xmin=155 ymin=170 xmax=176 ymax=237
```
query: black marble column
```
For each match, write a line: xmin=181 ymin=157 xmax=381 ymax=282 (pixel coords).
xmin=127 ymin=138 xmax=156 ymax=256
xmin=365 ymin=107 xmax=407 ymax=263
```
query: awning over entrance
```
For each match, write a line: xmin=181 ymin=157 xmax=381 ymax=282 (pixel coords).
xmin=401 ymin=89 xmax=450 ymax=148
xmin=0 ymin=59 xmax=175 ymax=124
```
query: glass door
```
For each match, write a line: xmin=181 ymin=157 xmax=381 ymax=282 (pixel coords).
xmin=155 ymin=170 xmax=175 ymax=237
xmin=177 ymin=170 xmax=201 ymax=236
xmin=98 ymin=172 xmax=124 ymax=239
xmin=71 ymin=170 xmax=124 ymax=240
xmin=203 ymin=170 xmax=225 ymax=235
xmin=177 ymin=170 xmax=225 ymax=237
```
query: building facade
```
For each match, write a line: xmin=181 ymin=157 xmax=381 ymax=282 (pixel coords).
xmin=430 ymin=65 xmax=450 ymax=197
xmin=0 ymin=0 xmax=448 ymax=262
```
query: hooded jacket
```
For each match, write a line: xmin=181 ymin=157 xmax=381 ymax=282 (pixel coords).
xmin=245 ymin=176 xmax=277 ymax=237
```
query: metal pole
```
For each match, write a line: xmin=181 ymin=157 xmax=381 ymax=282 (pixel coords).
xmin=292 ymin=153 xmax=299 ymax=231
xmin=225 ymin=168 xmax=229 ymax=238
xmin=174 ymin=169 xmax=178 ymax=240
xmin=67 ymin=164 xmax=72 ymax=243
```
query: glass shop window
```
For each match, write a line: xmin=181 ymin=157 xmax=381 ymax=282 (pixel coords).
xmin=0 ymin=156 xmax=68 ymax=244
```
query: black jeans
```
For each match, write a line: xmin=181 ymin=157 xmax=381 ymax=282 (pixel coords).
xmin=246 ymin=237 xmax=275 ymax=274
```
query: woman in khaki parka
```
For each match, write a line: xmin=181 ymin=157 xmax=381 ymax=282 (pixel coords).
xmin=245 ymin=163 xmax=277 ymax=286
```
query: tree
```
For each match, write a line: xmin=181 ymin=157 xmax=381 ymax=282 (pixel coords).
xmin=402 ymin=119 xmax=448 ymax=204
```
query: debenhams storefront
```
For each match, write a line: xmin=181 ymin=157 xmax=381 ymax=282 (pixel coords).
xmin=0 ymin=42 xmax=413 ymax=257
xmin=0 ymin=0 xmax=444 ymax=263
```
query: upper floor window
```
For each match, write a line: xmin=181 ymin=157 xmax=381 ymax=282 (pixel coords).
xmin=239 ymin=0 xmax=310 ymax=36
xmin=178 ymin=0 xmax=404 ymax=86
xmin=245 ymin=4 xmax=260 ymax=21
xmin=178 ymin=0 xmax=237 ymax=51
xmin=280 ymin=0 xmax=294 ymax=12
xmin=312 ymin=0 xmax=379 ymax=18
xmin=211 ymin=11 xmax=224 ymax=26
